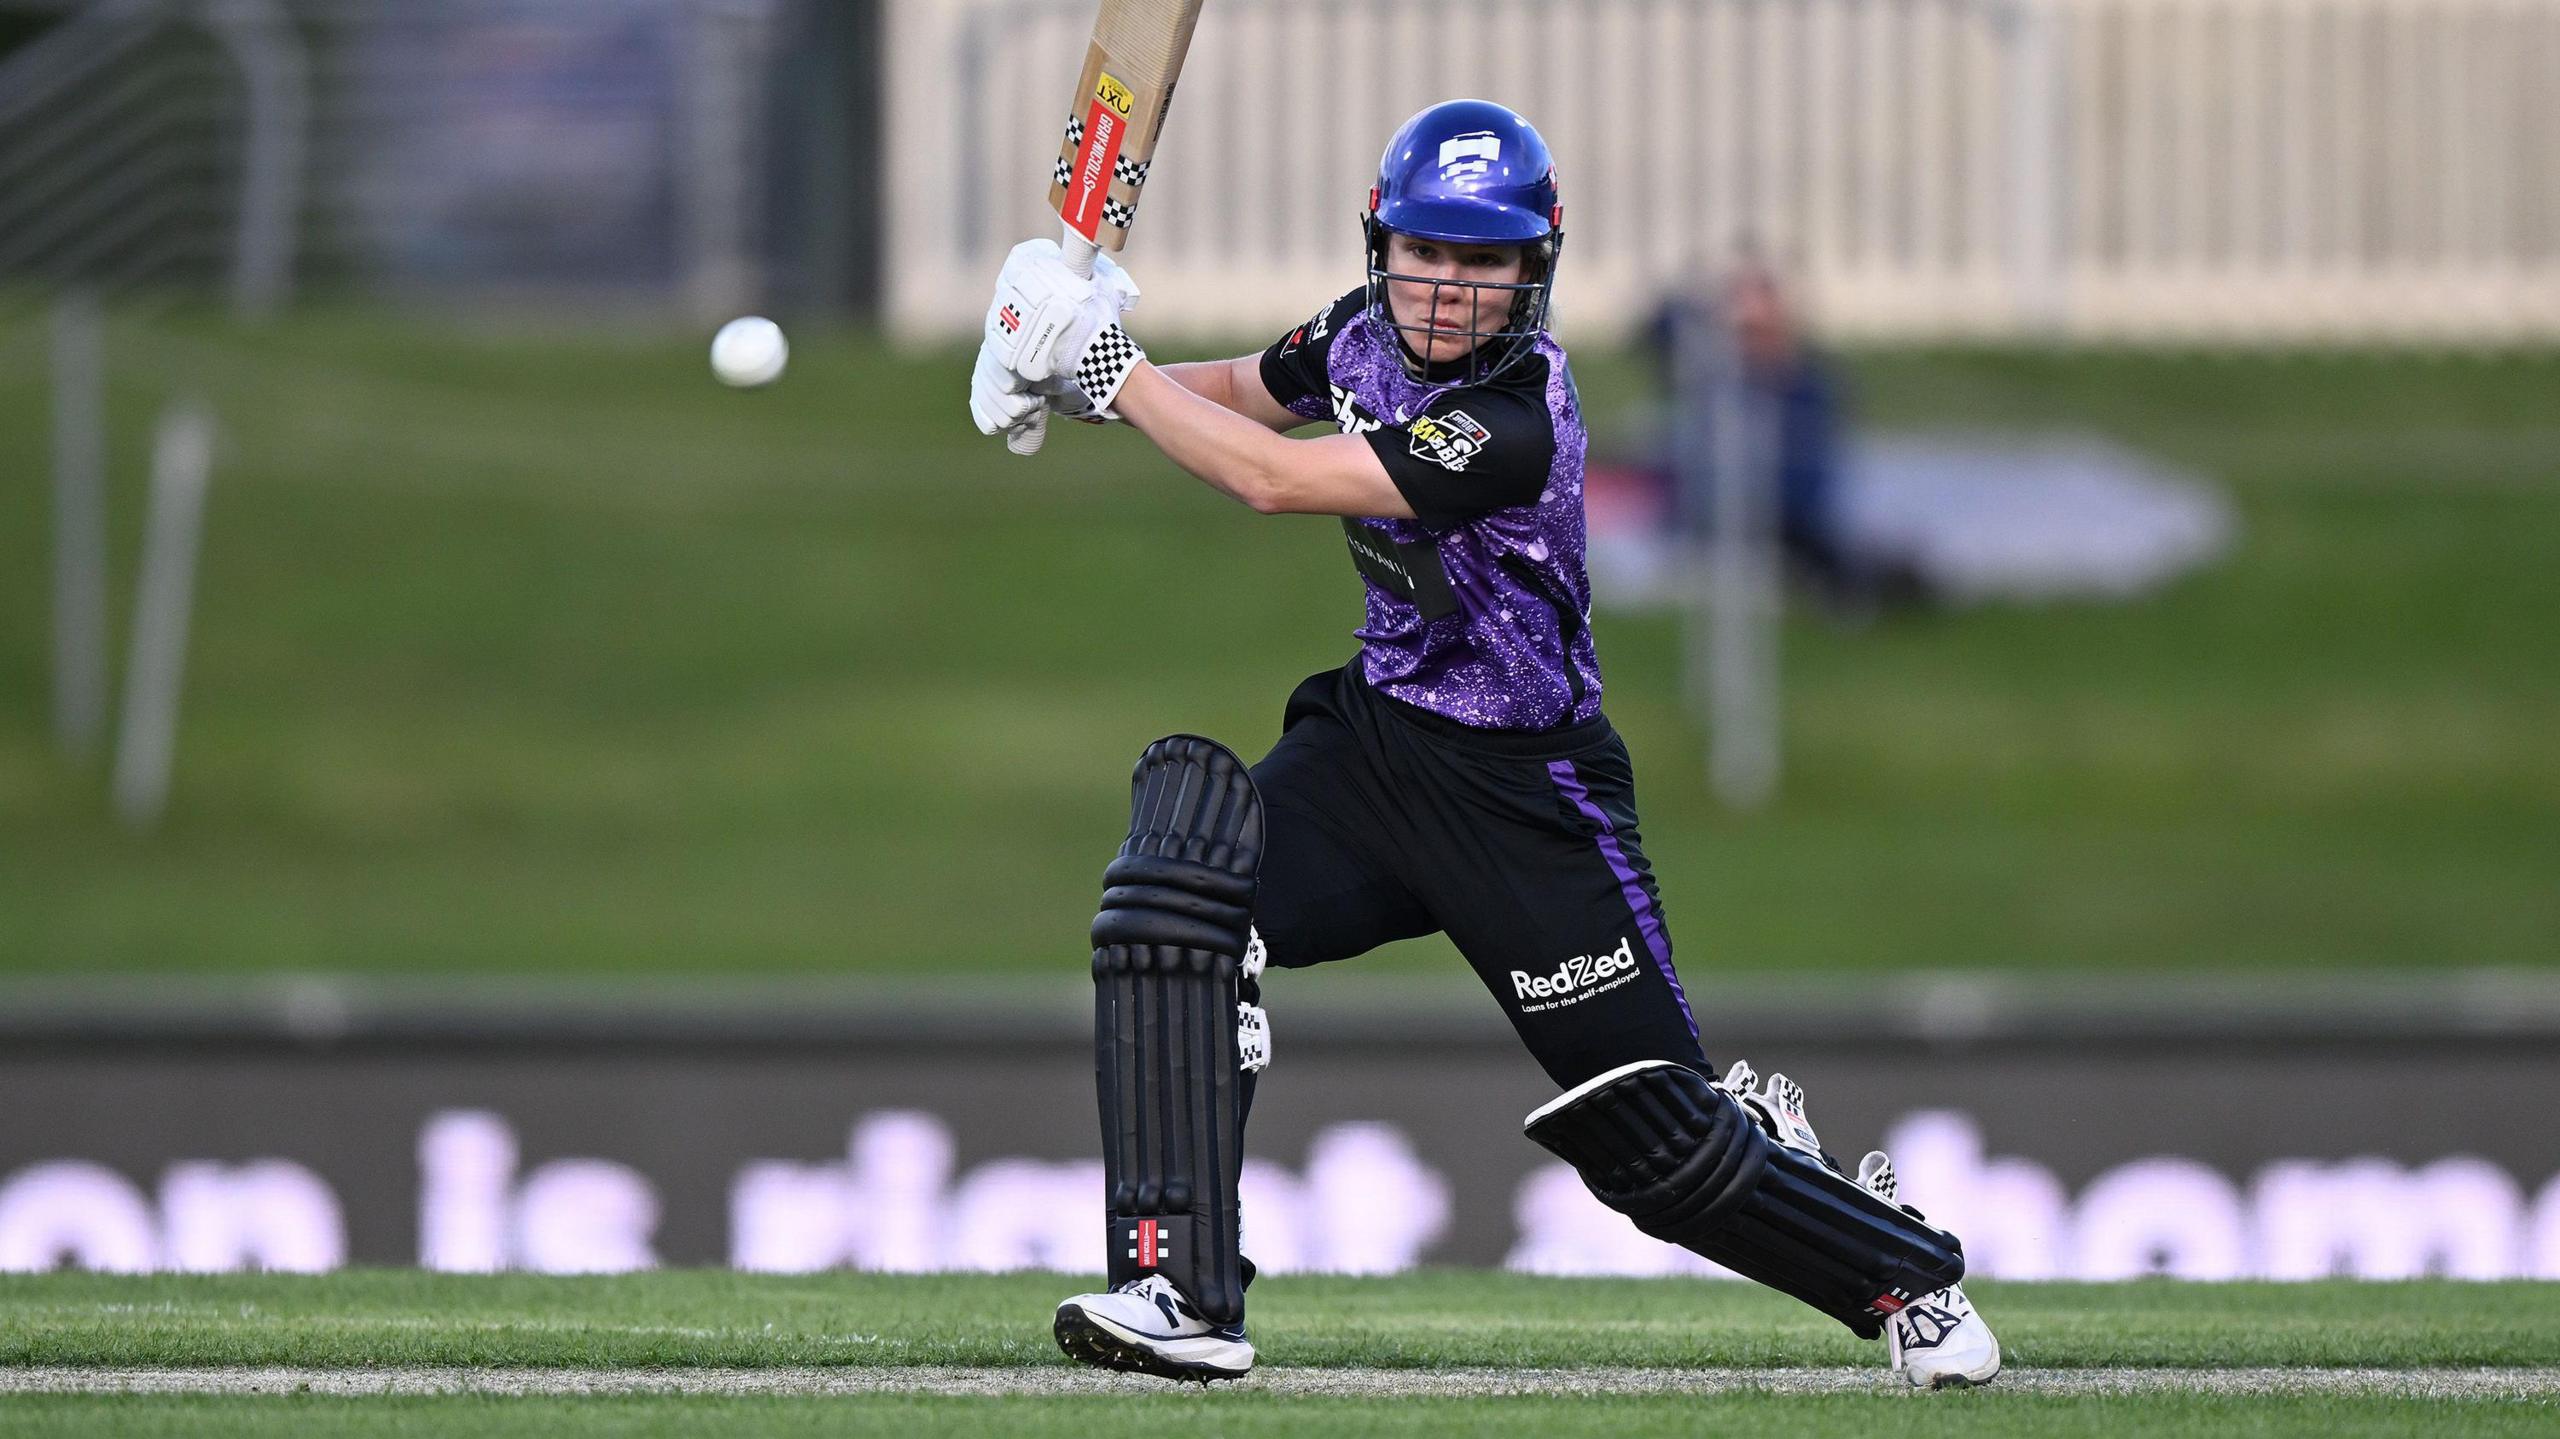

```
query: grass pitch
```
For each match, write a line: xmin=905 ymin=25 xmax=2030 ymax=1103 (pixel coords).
xmin=4 ymin=1272 xmax=2557 ymax=1435
xmin=12 ymin=1391 xmax=2560 ymax=1439
xmin=9 ymin=1270 xmax=2560 ymax=1370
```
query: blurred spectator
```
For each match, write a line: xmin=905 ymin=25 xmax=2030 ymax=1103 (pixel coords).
xmin=1588 ymin=259 xmax=2235 ymax=617
xmin=1653 ymin=260 xmax=1893 ymax=610
xmin=1585 ymin=258 xmax=1904 ymax=614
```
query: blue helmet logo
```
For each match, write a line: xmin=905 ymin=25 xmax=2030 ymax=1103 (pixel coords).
xmin=1366 ymin=100 xmax=1563 ymax=385
xmin=1374 ymin=100 xmax=1558 ymax=245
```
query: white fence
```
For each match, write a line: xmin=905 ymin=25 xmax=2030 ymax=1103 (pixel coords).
xmin=888 ymin=0 xmax=2560 ymax=343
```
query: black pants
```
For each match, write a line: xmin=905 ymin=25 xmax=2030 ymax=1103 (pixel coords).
xmin=1248 ymin=665 xmax=1708 ymax=1090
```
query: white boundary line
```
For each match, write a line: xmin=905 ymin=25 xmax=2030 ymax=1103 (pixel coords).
xmin=5 ymin=1366 xmax=2559 ymax=1399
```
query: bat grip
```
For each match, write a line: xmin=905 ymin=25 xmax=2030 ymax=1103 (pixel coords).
xmin=1061 ymin=230 xmax=1099 ymax=279
xmin=1006 ymin=226 xmax=1104 ymax=456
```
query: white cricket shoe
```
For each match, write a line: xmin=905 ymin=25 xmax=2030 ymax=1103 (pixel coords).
xmin=1858 ymin=1151 xmax=2002 ymax=1389
xmin=1719 ymin=1059 xmax=1827 ymax=1160
xmin=1053 ymin=1274 xmax=1256 ymax=1383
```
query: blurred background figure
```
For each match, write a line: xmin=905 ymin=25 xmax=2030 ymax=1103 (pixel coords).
xmin=1594 ymin=255 xmax=1874 ymax=615
xmin=1598 ymin=255 xmax=2236 ymax=622
xmin=1702 ymin=258 xmax=1862 ymax=606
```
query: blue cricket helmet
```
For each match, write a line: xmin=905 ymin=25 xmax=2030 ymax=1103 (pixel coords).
xmin=1364 ymin=99 xmax=1564 ymax=384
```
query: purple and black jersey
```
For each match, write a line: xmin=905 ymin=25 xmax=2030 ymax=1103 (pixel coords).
xmin=1259 ymin=289 xmax=1600 ymax=731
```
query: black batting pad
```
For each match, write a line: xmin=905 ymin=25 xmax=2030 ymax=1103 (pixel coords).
xmin=1524 ymin=1060 xmax=1965 ymax=1339
xmin=1089 ymin=735 xmax=1263 ymax=1325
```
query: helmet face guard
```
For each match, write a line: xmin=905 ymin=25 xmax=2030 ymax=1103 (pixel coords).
xmin=1364 ymin=99 xmax=1563 ymax=387
xmin=1364 ymin=215 xmax=1561 ymax=387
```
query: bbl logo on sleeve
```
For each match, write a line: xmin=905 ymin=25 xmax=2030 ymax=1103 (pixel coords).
xmin=1407 ymin=410 xmax=1491 ymax=471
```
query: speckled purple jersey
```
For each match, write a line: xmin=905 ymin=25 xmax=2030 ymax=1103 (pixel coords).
xmin=1258 ymin=289 xmax=1600 ymax=731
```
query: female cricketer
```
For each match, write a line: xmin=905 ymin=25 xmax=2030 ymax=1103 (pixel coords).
xmin=972 ymin=98 xmax=2000 ymax=1389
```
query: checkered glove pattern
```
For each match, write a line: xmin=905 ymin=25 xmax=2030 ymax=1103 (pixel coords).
xmin=1071 ymin=322 xmax=1146 ymax=416
xmin=973 ymin=237 xmax=1145 ymax=440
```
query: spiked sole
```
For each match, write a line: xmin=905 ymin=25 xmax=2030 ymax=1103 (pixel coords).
xmin=1052 ymin=1303 xmax=1255 ymax=1384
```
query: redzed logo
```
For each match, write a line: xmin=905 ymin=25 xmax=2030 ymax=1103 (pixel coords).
xmin=998 ymin=305 xmax=1021 ymax=334
xmin=1510 ymin=936 xmax=1637 ymax=1002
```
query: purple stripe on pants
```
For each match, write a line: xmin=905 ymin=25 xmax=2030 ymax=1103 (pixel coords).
xmin=1546 ymin=759 xmax=1697 ymax=1040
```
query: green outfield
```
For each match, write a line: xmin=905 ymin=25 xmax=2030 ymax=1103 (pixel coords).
xmin=5 ymin=1272 xmax=2558 ymax=1436
xmin=2 ymin=308 xmax=2554 ymax=978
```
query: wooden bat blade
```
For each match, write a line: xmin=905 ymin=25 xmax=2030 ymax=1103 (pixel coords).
xmin=1045 ymin=0 xmax=1208 ymax=251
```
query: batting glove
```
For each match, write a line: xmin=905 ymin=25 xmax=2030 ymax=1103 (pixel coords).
xmin=1030 ymin=369 xmax=1112 ymax=426
xmin=985 ymin=239 xmax=1140 ymax=376
xmin=968 ymin=336 xmax=1044 ymax=437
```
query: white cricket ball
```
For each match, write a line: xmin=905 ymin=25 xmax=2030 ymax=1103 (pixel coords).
xmin=710 ymin=315 xmax=788 ymax=388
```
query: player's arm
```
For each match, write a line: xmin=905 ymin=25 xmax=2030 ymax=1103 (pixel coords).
xmin=1150 ymin=356 xmax=1307 ymax=432
xmin=1113 ymin=363 xmax=1414 ymax=518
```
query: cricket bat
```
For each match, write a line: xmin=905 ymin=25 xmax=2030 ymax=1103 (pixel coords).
xmin=1007 ymin=0 xmax=1209 ymax=456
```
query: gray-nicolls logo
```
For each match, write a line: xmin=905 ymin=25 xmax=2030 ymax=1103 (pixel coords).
xmin=1512 ymin=937 xmax=1638 ymax=1002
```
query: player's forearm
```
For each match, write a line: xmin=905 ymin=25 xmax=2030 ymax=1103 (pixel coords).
xmin=1152 ymin=360 xmax=1238 ymax=409
xmin=1113 ymin=363 xmax=1290 ymax=512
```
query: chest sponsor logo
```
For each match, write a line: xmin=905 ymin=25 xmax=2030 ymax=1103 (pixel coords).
xmin=1511 ymin=936 xmax=1638 ymax=1008
xmin=1408 ymin=410 xmax=1492 ymax=471
xmin=1329 ymin=384 xmax=1382 ymax=437
xmin=1341 ymin=519 xmax=1458 ymax=621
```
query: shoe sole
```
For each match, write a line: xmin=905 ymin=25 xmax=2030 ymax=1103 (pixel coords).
xmin=1910 ymin=1366 xmax=1999 ymax=1391
xmin=1052 ymin=1303 xmax=1253 ymax=1385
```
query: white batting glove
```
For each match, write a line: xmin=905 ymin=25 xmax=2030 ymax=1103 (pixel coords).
xmin=1031 ymin=370 xmax=1112 ymax=425
xmin=968 ymin=336 xmax=1043 ymax=437
xmin=986 ymin=240 xmax=1088 ymax=380
xmin=985 ymin=239 xmax=1140 ymax=376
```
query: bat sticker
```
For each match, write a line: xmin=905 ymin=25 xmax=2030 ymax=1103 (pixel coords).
xmin=1094 ymin=71 xmax=1136 ymax=118
xmin=1062 ymin=91 xmax=1129 ymax=240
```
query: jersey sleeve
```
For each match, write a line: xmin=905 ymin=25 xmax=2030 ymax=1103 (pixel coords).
xmin=1362 ymin=378 xmax=1558 ymax=530
xmin=1257 ymin=289 xmax=1368 ymax=412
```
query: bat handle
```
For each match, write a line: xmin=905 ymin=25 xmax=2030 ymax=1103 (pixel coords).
xmin=1060 ymin=230 xmax=1099 ymax=279
xmin=1006 ymin=227 xmax=1105 ymax=456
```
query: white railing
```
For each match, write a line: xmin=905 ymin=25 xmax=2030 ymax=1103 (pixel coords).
xmin=887 ymin=0 xmax=2560 ymax=343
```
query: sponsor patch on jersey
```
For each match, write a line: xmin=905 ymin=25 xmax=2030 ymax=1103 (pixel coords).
xmin=1407 ymin=409 xmax=1492 ymax=471
xmin=1341 ymin=519 xmax=1458 ymax=620
xmin=1329 ymin=384 xmax=1382 ymax=437
xmin=1281 ymin=302 xmax=1333 ymax=360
